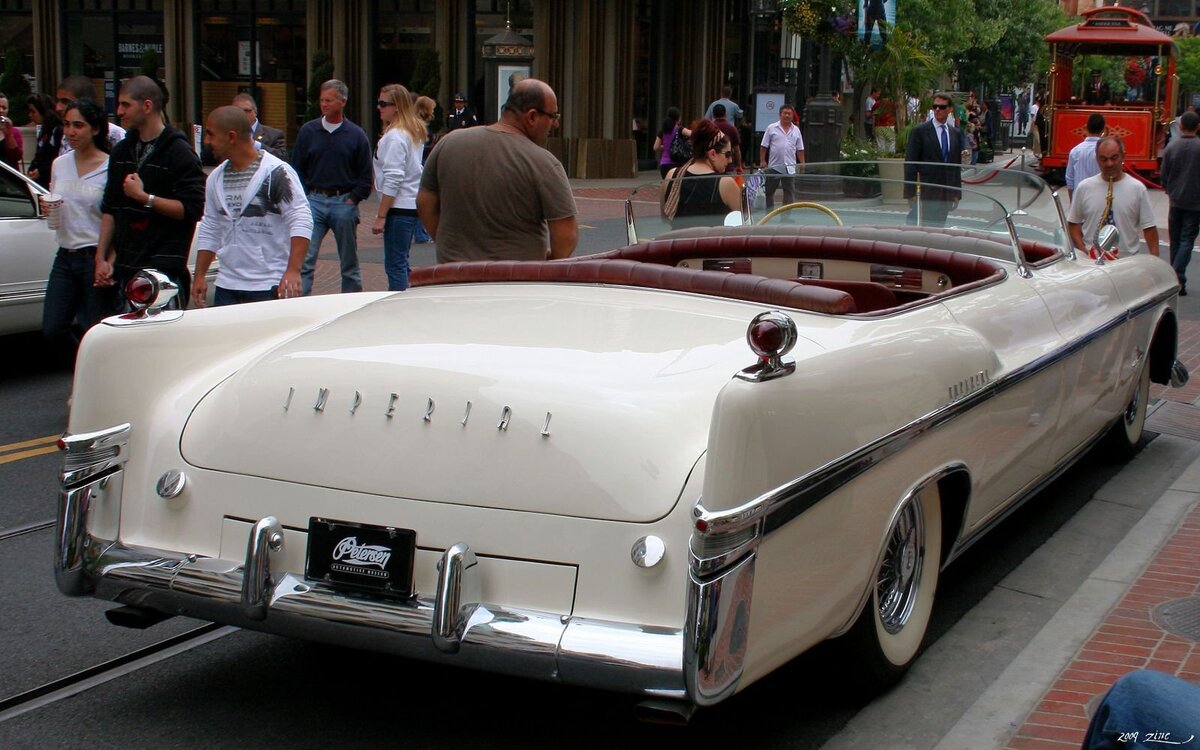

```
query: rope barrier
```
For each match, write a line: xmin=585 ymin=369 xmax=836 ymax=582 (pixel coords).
xmin=962 ymin=155 xmax=1021 ymax=185
xmin=1123 ymin=166 xmax=1162 ymax=191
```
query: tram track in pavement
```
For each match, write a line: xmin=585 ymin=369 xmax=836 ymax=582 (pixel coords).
xmin=0 ymin=519 xmax=55 ymax=542
xmin=0 ymin=623 xmax=237 ymax=723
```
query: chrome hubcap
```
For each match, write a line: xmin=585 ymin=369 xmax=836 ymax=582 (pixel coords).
xmin=877 ymin=497 xmax=925 ymax=635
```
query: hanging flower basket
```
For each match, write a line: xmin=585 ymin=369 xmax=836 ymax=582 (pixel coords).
xmin=781 ymin=0 xmax=856 ymax=43
xmin=1124 ymin=57 xmax=1148 ymax=88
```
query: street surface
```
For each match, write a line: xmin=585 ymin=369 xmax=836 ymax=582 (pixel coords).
xmin=1 ymin=160 xmax=1197 ymax=748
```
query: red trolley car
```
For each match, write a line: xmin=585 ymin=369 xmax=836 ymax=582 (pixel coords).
xmin=1042 ymin=5 xmax=1179 ymax=176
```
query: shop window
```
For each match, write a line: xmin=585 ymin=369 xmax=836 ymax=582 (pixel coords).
xmin=197 ymin=2 xmax=306 ymax=143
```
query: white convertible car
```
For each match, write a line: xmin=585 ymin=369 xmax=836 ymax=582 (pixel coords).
xmin=56 ymin=165 xmax=1185 ymax=719
xmin=0 ymin=160 xmax=216 ymax=335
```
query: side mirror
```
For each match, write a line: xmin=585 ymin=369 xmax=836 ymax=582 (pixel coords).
xmin=1097 ymin=225 xmax=1119 ymax=254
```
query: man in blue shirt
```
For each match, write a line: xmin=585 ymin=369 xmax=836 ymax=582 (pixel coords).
xmin=1065 ymin=114 xmax=1105 ymax=198
xmin=292 ymin=79 xmax=373 ymax=295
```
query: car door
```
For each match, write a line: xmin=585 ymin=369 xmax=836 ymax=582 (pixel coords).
xmin=0 ymin=162 xmax=56 ymax=335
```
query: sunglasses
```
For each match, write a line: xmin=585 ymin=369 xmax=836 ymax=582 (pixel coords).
xmin=532 ymin=108 xmax=561 ymax=121
xmin=376 ymin=100 xmax=395 ymax=108
xmin=719 ymin=150 xmax=733 ymax=158
xmin=932 ymin=103 xmax=952 ymax=110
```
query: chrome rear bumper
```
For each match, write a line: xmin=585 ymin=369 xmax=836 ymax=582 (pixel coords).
xmin=55 ymin=464 xmax=686 ymax=699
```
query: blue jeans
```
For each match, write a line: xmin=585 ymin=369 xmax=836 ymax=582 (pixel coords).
xmin=383 ymin=212 xmax=417 ymax=291
xmin=1168 ymin=205 xmax=1200 ymax=289
xmin=214 ymin=286 xmax=277 ymax=306
xmin=42 ymin=248 xmax=105 ymax=364
xmin=302 ymin=193 xmax=362 ymax=295
xmin=1082 ymin=670 xmax=1200 ymax=749
xmin=414 ymin=221 xmax=431 ymax=244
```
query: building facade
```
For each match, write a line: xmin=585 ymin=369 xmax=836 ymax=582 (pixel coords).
xmin=7 ymin=1 xmax=1195 ymax=176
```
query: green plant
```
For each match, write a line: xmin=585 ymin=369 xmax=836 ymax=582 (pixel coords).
xmin=840 ymin=137 xmax=883 ymax=177
xmin=305 ymin=49 xmax=333 ymax=121
xmin=0 ymin=49 xmax=32 ymax=125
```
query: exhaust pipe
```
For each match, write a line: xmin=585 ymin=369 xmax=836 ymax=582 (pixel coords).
xmin=105 ymin=605 xmax=174 ymax=629
xmin=633 ymin=698 xmax=696 ymax=725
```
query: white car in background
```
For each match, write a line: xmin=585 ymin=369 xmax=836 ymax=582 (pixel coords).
xmin=0 ymin=160 xmax=216 ymax=336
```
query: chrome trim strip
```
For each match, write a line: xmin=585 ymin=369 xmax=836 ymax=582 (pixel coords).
xmin=696 ymin=289 xmax=1175 ymax=549
xmin=60 ymin=423 xmax=132 ymax=488
xmin=684 ymin=551 xmax=755 ymax=705
xmin=1051 ymin=190 xmax=1078 ymax=261
xmin=0 ymin=288 xmax=47 ymax=307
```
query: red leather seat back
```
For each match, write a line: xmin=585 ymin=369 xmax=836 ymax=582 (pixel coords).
xmin=411 ymin=260 xmax=858 ymax=315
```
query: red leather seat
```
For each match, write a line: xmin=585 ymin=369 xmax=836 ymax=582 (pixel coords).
xmin=411 ymin=260 xmax=858 ymax=315
xmin=792 ymin=279 xmax=898 ymax=313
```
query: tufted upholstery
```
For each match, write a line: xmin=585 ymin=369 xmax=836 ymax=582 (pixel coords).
xmin=593 ymin=228 xmax=1007 ymax=287
xmin=410 ymin=229 xmax=1011 ymax=316
xmin=791 ymin=279 xmax=898 ymax=313
xmin=411 ymin=260 xmax=858 ymax=314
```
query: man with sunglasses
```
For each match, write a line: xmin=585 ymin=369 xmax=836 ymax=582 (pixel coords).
xmin=904 ymin=92 xmax=964 ymax=227
xmin=418 ymin=78 xmax=577 ymax=263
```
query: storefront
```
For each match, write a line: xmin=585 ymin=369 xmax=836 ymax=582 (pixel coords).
xmin=10 ymin=0 xmax=745 ymax=177
xmin=195 ymin=0 xmax=307 ymax=143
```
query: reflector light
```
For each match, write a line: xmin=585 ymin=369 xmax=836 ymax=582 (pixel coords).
xmin=746 ymin=311 xmax=797 ymax=360
xmin=125 ymin=275 xmax=157 ymax=309
xmin=749 ymin=320 xmax=786 ymax=358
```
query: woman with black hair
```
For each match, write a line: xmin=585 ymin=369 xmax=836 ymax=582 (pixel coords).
xmin=25 ymin=92 xmax=61 ymax=189
xmin=653 ymin=106 xmax=684 ymax=178
xmin=41 ymin=98 xmax=109 ymax=365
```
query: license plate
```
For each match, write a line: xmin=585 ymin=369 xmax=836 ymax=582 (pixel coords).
xmin=305 ymin=517 xmax=416 ymax=598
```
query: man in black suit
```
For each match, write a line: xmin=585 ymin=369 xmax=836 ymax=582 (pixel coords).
xmin=1084 ymin=71 xmax=1110 ymax=105
xmin=201 ymin=93 xmax=287 ymax=165
xmin=233 ymin=93 xmax=287 ymax=157
xmin=445 ymin=93 xmax=479 ymax=132
xmin=904 ymin=91 xmax=964 ymax=227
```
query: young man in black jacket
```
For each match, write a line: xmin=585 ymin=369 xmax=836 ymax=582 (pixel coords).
xmin=95 ymin=76 xmax=206 ymax=310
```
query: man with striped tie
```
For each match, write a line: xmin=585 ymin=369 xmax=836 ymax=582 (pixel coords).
xmin=904 ymin=91 xmax=964 ymax=227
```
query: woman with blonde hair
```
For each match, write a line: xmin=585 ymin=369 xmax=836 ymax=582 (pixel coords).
xmin=372 ymin=83 xmax=426 ymax=290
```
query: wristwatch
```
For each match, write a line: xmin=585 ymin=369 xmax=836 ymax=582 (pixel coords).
xmin=144 ymin=194 xmax=156 ymax=209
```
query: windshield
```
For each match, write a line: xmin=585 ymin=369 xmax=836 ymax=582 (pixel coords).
xmin=629 ymin=161 xmax=1068 ymax=266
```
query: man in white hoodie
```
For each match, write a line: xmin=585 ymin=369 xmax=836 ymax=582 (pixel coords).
xmin=192 ymin=105 xmax=312 ymax=306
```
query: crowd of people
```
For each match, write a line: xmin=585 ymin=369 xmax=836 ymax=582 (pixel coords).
xmin=26 ymin=75 xmax=579 ymax=367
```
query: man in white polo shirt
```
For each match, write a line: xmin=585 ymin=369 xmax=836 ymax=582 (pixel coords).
xmin=758 ymin=104 xmax=805 ymax=210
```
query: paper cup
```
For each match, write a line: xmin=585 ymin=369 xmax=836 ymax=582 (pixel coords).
xmin=43 ymin=193 xmax=63 ymax=230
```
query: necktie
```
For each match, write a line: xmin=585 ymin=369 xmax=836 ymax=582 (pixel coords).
xmin=939 ymin=125 xmax=949 ymax=162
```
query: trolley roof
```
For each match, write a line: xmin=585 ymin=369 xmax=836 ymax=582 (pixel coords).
xmin=1045 ymin=6 xmax=1176 ymax=52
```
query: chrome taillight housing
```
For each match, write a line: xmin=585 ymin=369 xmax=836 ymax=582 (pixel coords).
xmin=124 ymin=269 xmax=179 ymax=316
xmin=736 ymin=311 xmax=798 ymax=382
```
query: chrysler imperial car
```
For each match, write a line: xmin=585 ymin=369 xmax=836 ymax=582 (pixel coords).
xmin=55 ymin=165 xmax=1186 ymax=720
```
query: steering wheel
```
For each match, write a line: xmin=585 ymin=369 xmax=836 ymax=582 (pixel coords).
xmin=757 ymin=201 xmax=844 ymax=226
